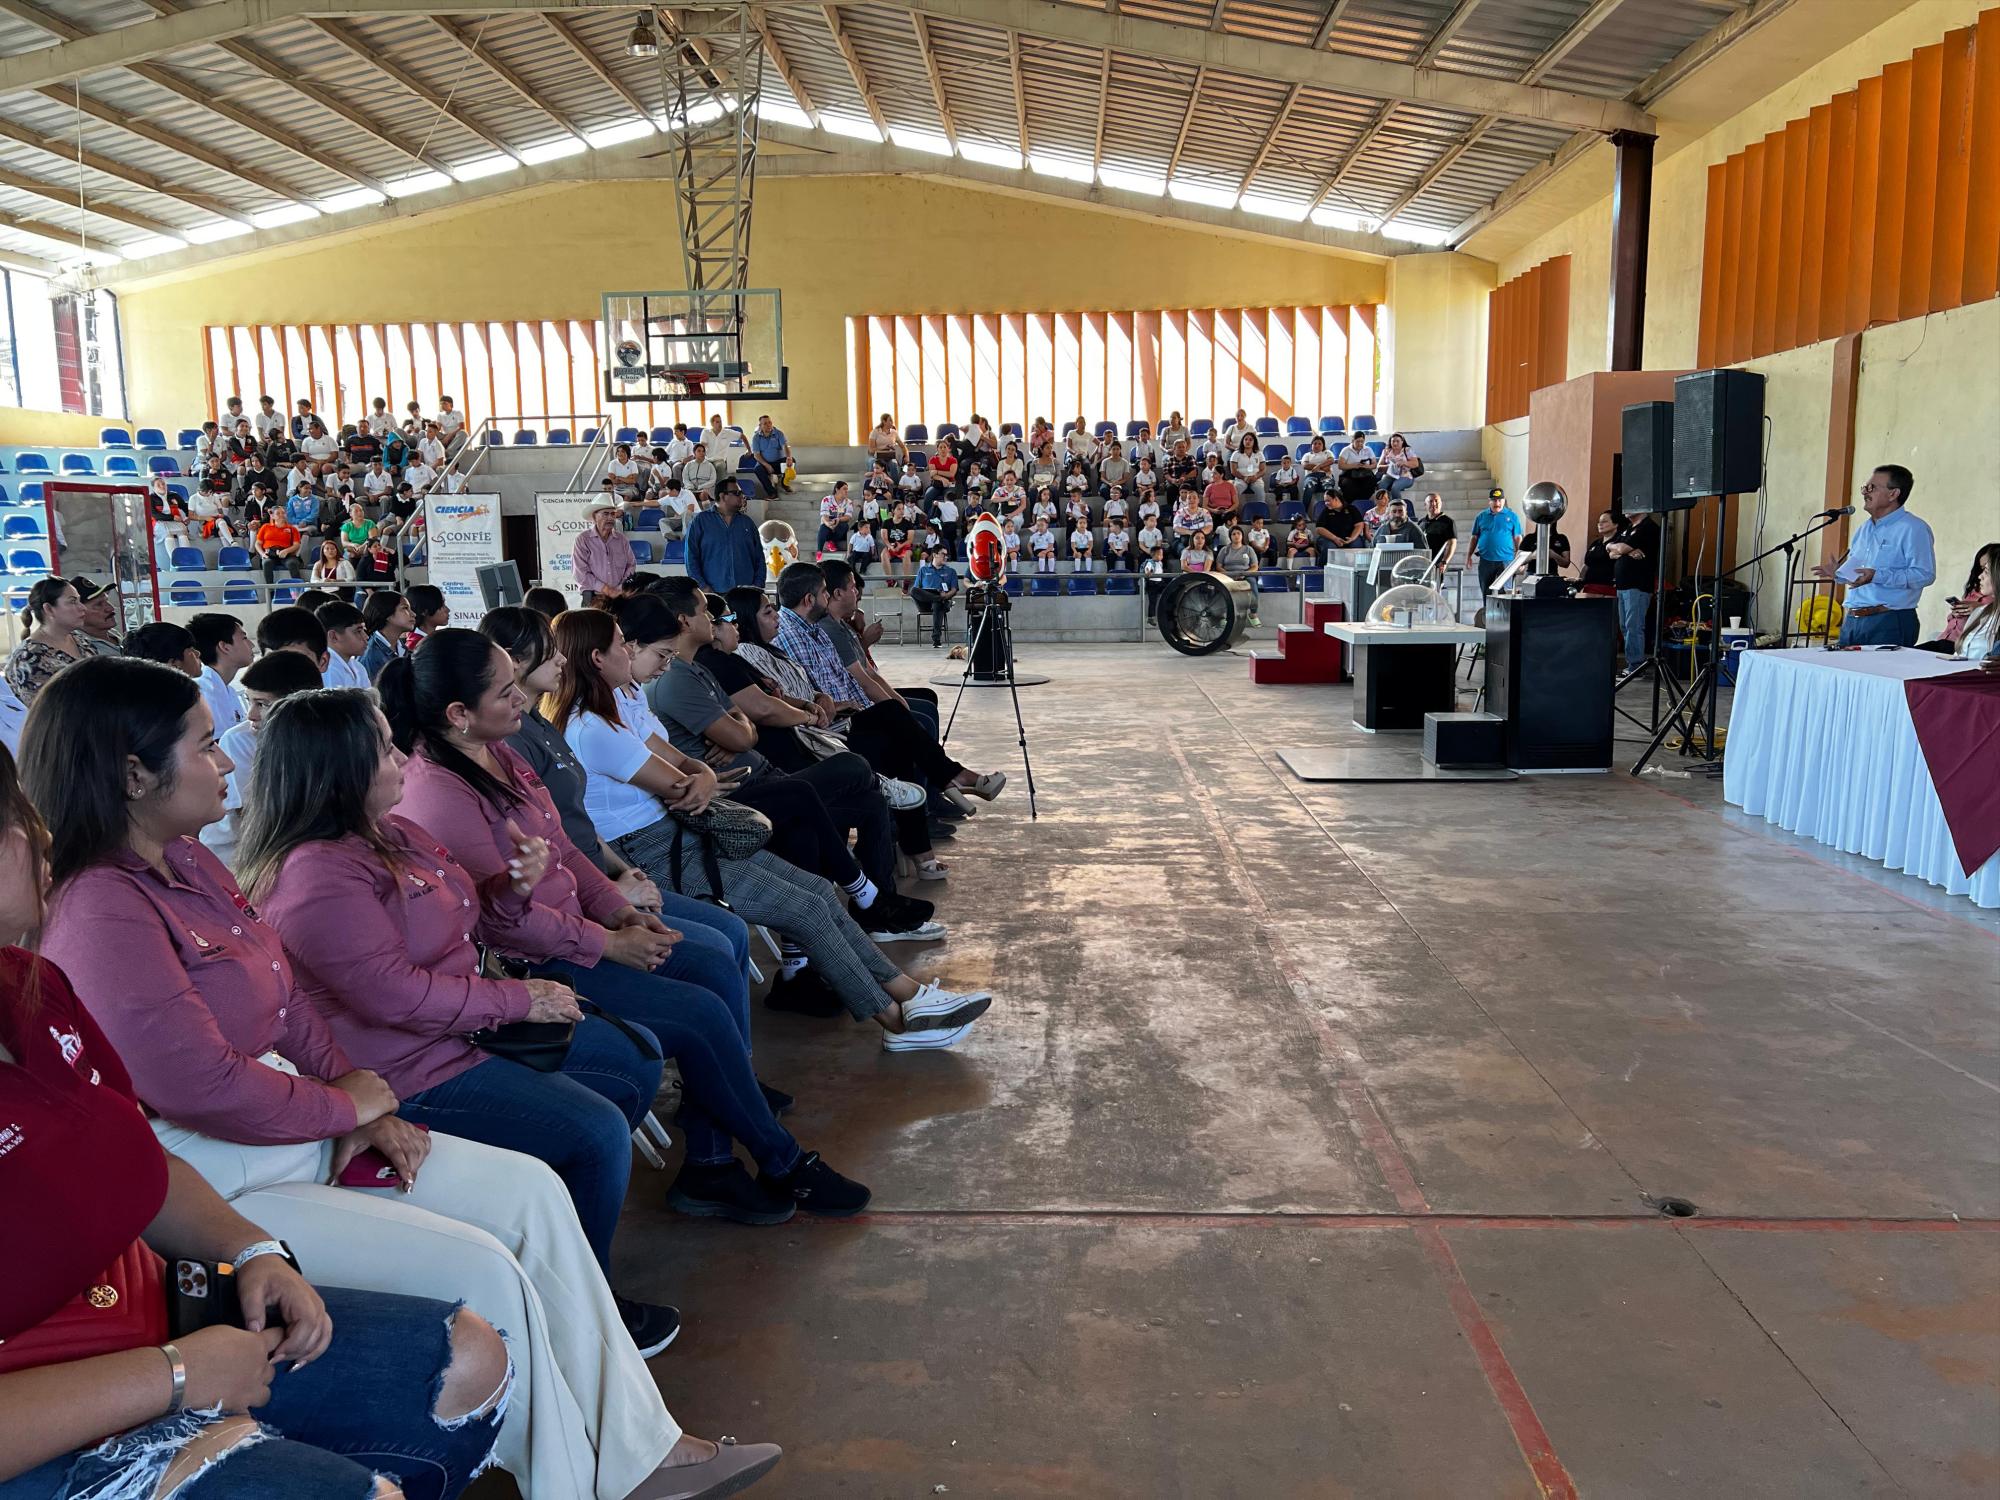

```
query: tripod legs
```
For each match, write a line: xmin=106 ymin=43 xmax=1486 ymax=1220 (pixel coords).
xmin=942 ymin=600 xmax=1039 ymax=820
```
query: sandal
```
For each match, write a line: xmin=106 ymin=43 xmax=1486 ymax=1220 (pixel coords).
xmin=914 ymin=857 xmax=949 ymax=881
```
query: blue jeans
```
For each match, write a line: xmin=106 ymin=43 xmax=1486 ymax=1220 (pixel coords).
xmin=1617 ymin=587 xmax=1651 ymax=662
xmin=1838 ymin=607 xmax=1920 ymax=646
xmin=1385 ymin=476 xmax=1414 ymax=496
xmin=0 ymin=1288 xmax=502 ymax=1500
xmin=535 ymin=948 xmax=800 ymax=1177
xmin=397 ymin=1018 xmax=659 ymax=1274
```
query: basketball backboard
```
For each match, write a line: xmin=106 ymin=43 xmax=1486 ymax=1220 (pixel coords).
xmin=602 ymin=288 xmax=785 ymax=403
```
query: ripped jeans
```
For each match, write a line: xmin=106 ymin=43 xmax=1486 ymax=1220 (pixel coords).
xmin=0 ymin=1287 xmax=507 ymax=1500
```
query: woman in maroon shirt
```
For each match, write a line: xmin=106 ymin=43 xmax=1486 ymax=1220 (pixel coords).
xmin=0 ymin=744 xmax=508 ymax=1500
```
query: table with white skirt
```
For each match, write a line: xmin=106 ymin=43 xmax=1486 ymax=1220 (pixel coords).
xmin=1722 ymin=647 xmax=1999 ymax=908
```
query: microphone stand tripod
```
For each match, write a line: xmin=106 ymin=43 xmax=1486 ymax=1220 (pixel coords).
xmin=942 ymin=577 xmax=1040 ymax=820
xmin=1629 ymin=507 xmax=1847 ymax=777
xmin=1612 ymin=508 xmax=1674 ymax=735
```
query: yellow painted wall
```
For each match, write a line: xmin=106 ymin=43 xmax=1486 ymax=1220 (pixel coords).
xmin=0 ymin=407 xmax=152 ymax=447
xmin=1385 ymin=252 xmax=1495 ymax=432
xmin=114 ymin=175 xmax=1388 ymax=448
xmin=1480 ymin=0 xmax=1997 ymax=638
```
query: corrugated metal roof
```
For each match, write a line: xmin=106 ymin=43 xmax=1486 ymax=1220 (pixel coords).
xmin=0 ymin=0 xmax=1764 ymax=266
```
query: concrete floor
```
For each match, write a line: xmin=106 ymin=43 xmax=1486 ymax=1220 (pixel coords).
xmin=485 ymin=643 xmax=2000 ymax=1500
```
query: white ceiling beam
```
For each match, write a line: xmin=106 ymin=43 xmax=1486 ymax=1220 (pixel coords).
xmin=305 ymin=18 xmax=519 ymax=161
xmin=1090 ymin=50 xmax=1109 ymax=176
xmin=1310 ymin=0 xmax=1358 ymax=49
xmin=429 ymin=16 xmax=584 ymax=136
xmin=913 ymin=13 xmax=956 ymax=149
xmin=819 ymin=5 xmax=888 ymax=137
xmin=0 ymin=203 xmax=112 ymax=257
xmin=0 ymin=0 xmax=78 ymax=41
xmin=1007 ymin=30 xmax=1028 ymax=156
xmin=538 ymin=11 xmax=652 ymax=119
xmin=1236 ymin=81 xmax=1301 ymax=193
xmin=1521 ymin=0 xmax=1625 ymax=86
xmin=0 ymin=111 xmax=252 ymax=224
xmin=212 ymin=37 xmax=459 ymax=174
xmin=1415 ymin=0 xmax=1486 ymax=69
xmin=1166 ymin=67 xmax=1204 ymax=181
xmin=0 ymin=163 xmax=181 ymax=234
xmin=73 ymin=124 xmax=1405 ymax=290
xmin=34 ymin=85 xmax=311 ymax=206
xmin=128 ymin=60 xmax=392 ymax=193
xmin=1632 ymin=0 xmax=1800 ymax=107
xmin=1303 ymin=99 xmax=1395 ymax=217
xmin=1446 ymin=129 xmax=1595 ymax=244
xmin=749 ymin=9 xmax=819 ymax=125
xmin=1375 ymin=113 xmax=1495 ymax=222
xmin=0 ymin=0 xmax=1655 ymax=135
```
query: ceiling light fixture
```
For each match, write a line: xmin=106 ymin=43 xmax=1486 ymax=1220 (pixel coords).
xmin=627 ymin=14 xmax=659 ymax=59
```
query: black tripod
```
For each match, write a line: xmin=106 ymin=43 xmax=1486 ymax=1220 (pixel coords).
xmin=942 ymin=589 xmax=1039 ymax=819
xmin=1612 ymin=510 xmax=1675 ymax=736
xmin=1630 ymin=506 xmax=1846 ymax=777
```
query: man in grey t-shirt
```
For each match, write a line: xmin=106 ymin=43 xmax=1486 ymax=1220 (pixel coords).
xmin=646 ymin=654 xmax=769 ymax=777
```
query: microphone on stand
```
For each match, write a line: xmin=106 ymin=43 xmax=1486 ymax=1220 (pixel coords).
xmin=1815 ymin=505 xmax=1856 ymax=518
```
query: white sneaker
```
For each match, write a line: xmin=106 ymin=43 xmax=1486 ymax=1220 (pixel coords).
xmin=965 ymin=770 xmax=1007 ymax=801
xmin=883 ymin=1019 xmax=976 ymax=1052
xmin=878 ymin=775 xmax=927 ymax=811
xmin=901 ymin=981 xmax=992 ymax=1030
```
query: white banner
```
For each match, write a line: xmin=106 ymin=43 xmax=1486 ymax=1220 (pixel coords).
xmin=536 ymin=492 xmax=600 ymax=607
xmin=423 ymin=492 xmax=503 ymax=629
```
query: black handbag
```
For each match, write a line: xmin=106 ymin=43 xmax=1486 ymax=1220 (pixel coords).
xmin=673 ymin=796 xmax=771 ymax=861
xmin=467 ymin=950 xmax=663 ymax=1070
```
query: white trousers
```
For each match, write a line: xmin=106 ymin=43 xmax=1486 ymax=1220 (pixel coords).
xmin=156 ymin=1122 xmax=678 ymax=1500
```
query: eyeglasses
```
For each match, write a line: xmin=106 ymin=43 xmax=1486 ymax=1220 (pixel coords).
xmin=719 ymin=612 xmax=737 ymax=623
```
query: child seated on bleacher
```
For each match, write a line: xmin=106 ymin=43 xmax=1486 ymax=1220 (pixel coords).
xmin=849 ymin=519 xmax=877 ymax=575
xmin=1133 ymin=456 xmax=1159 ymax=503
xmin=1272 ymin=454 xmax=1303 ymax=508
xmin=1247 ymin=519 xmax=1274 ymax=567
xmin=992 ymin=473 xmax=1026 ymax=522
xmin=896 ymin=462 xmax=927 ymax=509
xmin=1142 ymin=545 xmax=1166 ymax=579
xmin=1105 ymin=517 xmax=1133 ymax=572
xmin=1068 ymin=523 xmax=1093 ymax=572
xmin=1001 ymin=519 xmax=1022 ymax=568
xmin=1029 ymin=518 xmax=1057 ymax=573
xmin=1064 ymin=493 xmax=1092 ymax=534
xmin=1181 ymin=532 xmax=1212 ymax=572
xmin=1137 ymin=518 xmax=1165 ymax=556
xmin=863 ymin=457 xmax=895 ymax=505
xmin=1137 ymin=492 xmax=1162 ymax=530
xmin=883 ymin=507 xmax=915 ymax=586
xmin=1031 ymin=489 xmax=1058 ymax=530
xmin=1285 ymin=519 xmax=1317 ymax=568
xmin=1103 ymin=487 xmax=1128 ymax=526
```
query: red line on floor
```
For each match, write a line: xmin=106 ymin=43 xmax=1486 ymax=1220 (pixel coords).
xmin=1167 ymin=734 xmax=1581 ymax=1500
xmin=842 ymin=1209 xmax=2000 ymax=1233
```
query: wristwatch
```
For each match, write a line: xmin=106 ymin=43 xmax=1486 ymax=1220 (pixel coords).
xmin=230 ymin=1238 xmax=301 ymax=1275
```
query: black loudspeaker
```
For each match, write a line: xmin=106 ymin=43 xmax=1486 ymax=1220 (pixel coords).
xmin=1672 ymin=369 xmax=1766 ymax=499
xmin=1620 ymin=400 xmax=1685 ymax=514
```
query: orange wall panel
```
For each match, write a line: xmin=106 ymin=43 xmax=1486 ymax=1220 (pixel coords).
xmin=1483 ymin=255 xmax=1570 ymax=425
xmin=1966 ymin=8 xmax=2000 ymax=306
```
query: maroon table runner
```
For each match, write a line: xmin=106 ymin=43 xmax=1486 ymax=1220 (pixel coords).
xmin=1905 ymin=668 xmax=2000 ymax=876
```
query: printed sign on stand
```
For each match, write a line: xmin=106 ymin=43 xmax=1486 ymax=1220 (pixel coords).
xmin=535 ymin=492 xmax=600 ymax=607
xmin=423 ymin=492 xmax=503 ymax=628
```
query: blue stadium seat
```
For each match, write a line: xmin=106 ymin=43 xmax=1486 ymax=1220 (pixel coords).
xmin=169 ymin=582 xmax=209 ymax=606
xmin=1319 ymin=416 xmax=1345 ymax=435
xmin=650 ymin=426 xmax=674 ymax=444
xmin=1278 ymin=500 xmax=1305 ymax=521
xmin=1240 ymin=500 xmax=1270 ymax=522
xmin=0 ymin=485 xmax=8 ymax=506
xmin=637 ymin=506 xmax=664 ymax=531
xmin=1063 ymin=575 xmax=1096 ymax=595
xmin=735 ymin=476 xmax=761 ymax=502
xmin=1262 ymin=444 xmax=1287 ymax=463
xmin=1002 ymin=575 xmax=1025 ymax=596
xmin=1285 ymin=417 xmax=1312 ymax=437
xmin=223 ymin=581 xmax=260 ymax=605
xmin=167 ymin=484 xmax=189 ymax=503
xmin=169 ymin=546 xmax=204 ymax=571
xmin=616 ymin=427 xmax=640 ymax=444
xmin=579 ymin=427 xmax=600 ymax=444
xmin=1299 ymin=569 xmax=1324 ymax=591
xmin=1094 ymin=422 xmax=1117 ymax=440
xmin=217 ymin=546 xmax=252 ymax=571
xmin=100 ymin=427 xmax=133 ymax=447
xmin=15 ymin=453 xmax=50 ymax=475
xmin=1255 ymin=417 xmax=1280 ymax=436
xmin=1104 ymin=574 xmax=1138 ymax=594
xmin=1189 ymin=419 xmax=1213 ymax=439
xmin=1295 ymin=442 xmax=1314 ymax=460
xmin=17 ymin=482 xmax=41 ymax=505
xmin=105 ymin=455 xmax=140 ymax=477
xmin=8 ymin=548 xmax=48 ymax=573
xmin=1028 ymin=576 xmax=1060 ymax=596
xmin=61 ymin=454 xmax=96 ymax=475
xmin=1366 ymin=441 xmax=1385 ymax=459
xmin=3 ymin=513 xmax=44 ymax=538
xmin=135 ymin=428 xmax=168 ymax=450
xmin=629 ymin=539 xmax=654 ymax=564
xmin=1352 ymin=414 xmax=1378 ymax=433
xmin=513 ymin=430 xmax=537 ymax=445
xmin=1124 ymin=421 xmax=1144 ymax=438
xmin=0 ymin=455 xmax=8 ymax=471
xmin=272 ymin=583 xmax=304 ymax=604
xmin=1256 ymin=571 xmax=1292 ymax=593
xmin=546 ymin=428 xmax=572 ymax=445
xmin=483 ymin=430 xmax=504 ymax=446
xmin=176 ymin=429 xmax=202 ymax=449
xmin=661 ymin=538 xmax=686 ymax=565
xmin=903 ymin=424 xmax=929 ymax=444
xmin=1000 ymin=422 xmax=1022 ymax=438
xmin=935 ymin=423 xmax=959 ymax=441
xmin=148 ymin=456 xmax=181 ymax=475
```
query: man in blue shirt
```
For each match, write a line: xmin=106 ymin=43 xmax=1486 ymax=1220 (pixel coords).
xmin=910 ymin=545 xmax=960 ymax=648
xmin=1469 ymin=487 xmax=1523 ymax=595
xmin=747 ymin=414 xmax=792 ymax=497
xmin=685 ymin=484 xmax=767 ymax=594
xmin=1813 ymin=464 xmax=1935 ymax=646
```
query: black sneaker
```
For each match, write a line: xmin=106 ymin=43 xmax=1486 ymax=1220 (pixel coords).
xmin=759 ymin=1079 xmax=795 ymax=1116
xmin=926 ymin=819 xmax=958 ymax=842
xmin=763 ymin=969 xmax=844 ymax=1017
xmin=761 ymin=1151 xmax=872 ymax=1217
xmin=859 ymin=891 xmax=934 ymax=928
xmin=856 ymin=899 xmax=946 ymax=943
xmin=666 ymin=1160 xmax=798 ymax=1225
xmin=615 ymin=1295 xmax=681 ymax=1357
